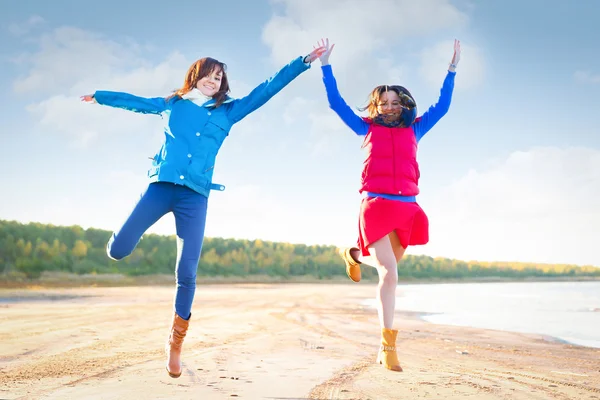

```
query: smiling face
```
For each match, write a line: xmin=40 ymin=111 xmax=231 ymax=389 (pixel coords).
xmin=171 ymin=57 xmax=230 ymax=107
xmin=196 ymin=67 xmax=223 ymax=97
xmin=376 ymin=90 xmax=404 ymax=115
xmin=362 ymin=84 xmax=416 ymax=119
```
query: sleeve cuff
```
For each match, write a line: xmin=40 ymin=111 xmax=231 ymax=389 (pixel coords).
xmin=302 ymin=55 xmax=313 ymax=67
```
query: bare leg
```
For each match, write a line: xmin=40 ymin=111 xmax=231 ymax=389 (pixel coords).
xmin=365 ymin=234 xmax=403 ymax=329
xmin=362 ymin=231 xmax=407 ymax=372
xmin=354 ymin=230 xmax=406 ymax=267
xmin=388 ymin=230 xmax=407 ymax=264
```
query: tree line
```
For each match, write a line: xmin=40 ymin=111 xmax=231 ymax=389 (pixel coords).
xmin=1 ymin=219 xmax=599 ymax=281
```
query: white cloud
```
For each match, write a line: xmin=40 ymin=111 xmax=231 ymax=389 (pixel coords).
xmin=8 ymin=15 xmax=44 ymax=36
xmin=261 ymin=0 xmax=473 ymax=155
xmin=13 ymin=27 xmax=193 ymax=147
xmin=262 ymin=0 xmax=468 ymax=94
xmin=422 ymin=146 xmax=600 ymax=266
xmin=14 ymin=24 xmax=319 ymax=148
xmin=574 ymin=70 xmax=600 ymax=84
xmin=419 ymin=40 xmax=485 ymax=90
xmin=11 ymin=27 xmax=188 ymax=95
xmin=264 ymin=0 xmax=467 ymax=68
xmin=25 ymin=94 xmax=165 ymax=148
xmin=13 ymin=27 xmax=144 ymax=95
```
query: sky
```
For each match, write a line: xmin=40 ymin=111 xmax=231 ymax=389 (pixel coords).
xmin=0 ymin=0 xmax=599 ymax=266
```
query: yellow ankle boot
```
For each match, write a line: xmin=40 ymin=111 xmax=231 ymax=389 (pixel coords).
xmin=165 ymin=313 xmax=190 ymax=378
xmin=337 ymin=247 xmax=361 ymax=282
xmin=376 ymin=328 xmax=403 ymax=372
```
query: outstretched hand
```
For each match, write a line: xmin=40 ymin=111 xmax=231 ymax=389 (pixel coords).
xmin=449 ymin=39 xmax=461 ymax=71
xmin=80 ymin=94 xmax=96 ymax=103
xmin=314 ymin=38 xmax=335 ymax=66
xmin=304 ymin=44 xmax=327 ymax=64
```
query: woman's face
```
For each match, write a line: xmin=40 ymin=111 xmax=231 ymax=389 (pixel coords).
xmin=196 ymin=68 xmax=223 ymax=97
xmin=376 ymin=90 xmax=403 ymax=114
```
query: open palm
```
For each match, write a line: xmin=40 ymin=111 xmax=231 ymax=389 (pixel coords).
xmin=451 ymin=39 xmax=461 ymax=66
xmin=315 ymin=38 xmax=335 ymax=65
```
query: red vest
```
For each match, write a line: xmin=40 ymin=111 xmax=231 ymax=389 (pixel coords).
xmin=359 ymin=119 xmax=420 ymax=196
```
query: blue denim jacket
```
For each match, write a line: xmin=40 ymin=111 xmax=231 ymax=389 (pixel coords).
xmin=94 ymin=56 xmax=310 ymax=198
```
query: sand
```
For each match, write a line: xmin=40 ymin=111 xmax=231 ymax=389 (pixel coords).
xmin=1 ymin=283 xmax=599 ymax=399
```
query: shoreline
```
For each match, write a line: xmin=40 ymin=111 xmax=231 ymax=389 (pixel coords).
xmin=1 ymin=284 xmax=599 ymax=399
xmin=411 ymin=311 xmax=599 ymax=350
xmin=363 ymin=305 xmax=600 ymax=351
xmin=2 ymin=271 xmax=599 ymax=289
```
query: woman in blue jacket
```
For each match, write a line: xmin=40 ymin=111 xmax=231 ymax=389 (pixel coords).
xmin=81 ymin=44 xmax=325 ymax=378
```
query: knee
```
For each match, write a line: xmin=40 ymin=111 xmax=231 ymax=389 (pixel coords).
xmin=176 ymin=259 xmax=198 ymax=289
xmin=377 ymin=264 xmax=398 ymax=286
xmin=107 ymin=245 xmax=128 ymax=261
xmin=176 ymin=272 xmax=197 ymax=290
xmin=106 ymin=234 xmax=131 ymax=261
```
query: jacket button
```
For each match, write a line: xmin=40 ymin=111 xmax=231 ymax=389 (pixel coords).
xmin=187 ymin=154 xmax=192 ymax=158
xmin=196 ymin=132 xmax=200 ymax=136
xmin=398 ymin=191 xmax=402 ymax=194
xmin=207 ymin=111 xmax=211 ymax=116
xmin=180 ymin=175 xmax=184 ymax=179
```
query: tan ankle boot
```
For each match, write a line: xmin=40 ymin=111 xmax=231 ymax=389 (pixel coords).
xmin=337 ymin=247 xmax=361 ymax=282
xmin=376 ymin=328 xmax=403 ymax=372
xmin=165 ymin=313 xmax=190 ymax=378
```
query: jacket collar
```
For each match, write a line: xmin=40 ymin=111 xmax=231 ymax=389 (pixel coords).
xmin=182 ymin=88 xmax=233 ymax=108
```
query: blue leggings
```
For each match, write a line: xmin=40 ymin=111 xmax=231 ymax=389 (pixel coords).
xmin=107 ymin=182 xmax=208 ymax=320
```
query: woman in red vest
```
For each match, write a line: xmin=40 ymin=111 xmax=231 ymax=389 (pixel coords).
xmin=317 ymin=38 xmax=460 ymax=372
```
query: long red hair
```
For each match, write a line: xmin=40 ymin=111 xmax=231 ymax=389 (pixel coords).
xmin=168 ymin=57 xmax=230 ymax=107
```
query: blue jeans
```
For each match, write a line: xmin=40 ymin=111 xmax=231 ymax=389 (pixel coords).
xmin=107 ymin=182 xmax=208 ymax=320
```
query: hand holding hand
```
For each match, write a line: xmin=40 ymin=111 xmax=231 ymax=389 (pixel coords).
xmin=304 ymin=44 xmax=327 ymax=64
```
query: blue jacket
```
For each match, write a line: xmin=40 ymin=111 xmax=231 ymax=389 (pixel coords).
xmin=94 ymin=56 xmax=311 ymax=198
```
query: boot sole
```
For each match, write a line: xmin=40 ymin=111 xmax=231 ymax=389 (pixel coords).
xmin=376 ymin=353 xmax=403 ymax=372
xmin=346 ymin=266 xmax=361 ymax=283
xmin=378 ymin=360 xmax=403 ymax=372
xmin=166 ymin=367 xmax=182 ymax=378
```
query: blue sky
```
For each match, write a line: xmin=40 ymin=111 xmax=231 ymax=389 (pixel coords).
xmin=1 ymin=0 xmax=599 ymax=266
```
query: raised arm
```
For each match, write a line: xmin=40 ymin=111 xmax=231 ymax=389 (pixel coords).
xmin=412 ymin=71 xmax=455 ymax=141
xmin=227 ymin=45 xmax=325 ymax=124
xmin=413 ymin=39 xmax=460 ymax=142
xmin=318 ymin=39 xmax=368 ymax=136
xmin=82 ymin=91 xmax=168 ymax=115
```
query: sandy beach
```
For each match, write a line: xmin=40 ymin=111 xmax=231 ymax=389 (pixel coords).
xmin=1 ymin=283 xmax=599 ymax=399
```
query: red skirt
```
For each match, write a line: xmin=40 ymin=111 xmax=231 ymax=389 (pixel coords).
xmin=357 ymin=196 xmax=429 ymax=257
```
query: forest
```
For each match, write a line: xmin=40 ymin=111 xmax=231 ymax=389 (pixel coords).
xmin=1 ymin=219 xmax=599 ymax=281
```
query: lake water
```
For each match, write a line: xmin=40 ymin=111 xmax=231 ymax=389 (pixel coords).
xmin=363 ymin=281 xmax=600 ymax=348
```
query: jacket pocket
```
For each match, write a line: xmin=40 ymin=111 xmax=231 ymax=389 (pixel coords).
xmin=187 ymin=159 xmax=210 ymax=188
xmin=204 ymin=118 xmax=230 ymax=140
